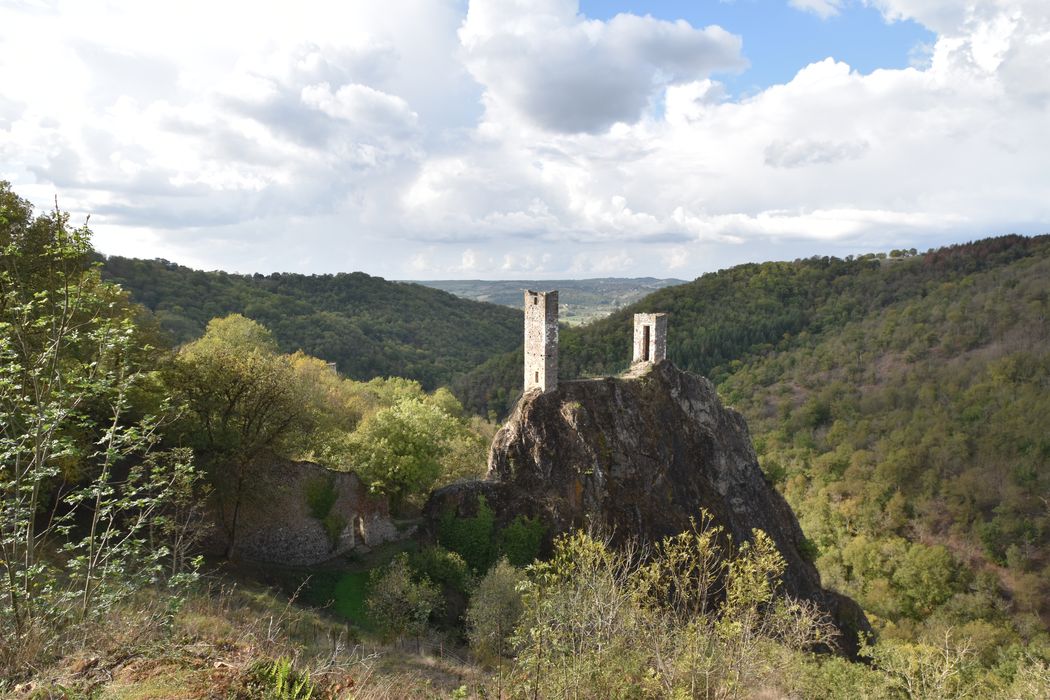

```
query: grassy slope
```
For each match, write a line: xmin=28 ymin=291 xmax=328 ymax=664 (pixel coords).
xmin=18 ymin=576 xmax=485 ymax=700
xmin=100 ymin=256 xmax=522 ymax=390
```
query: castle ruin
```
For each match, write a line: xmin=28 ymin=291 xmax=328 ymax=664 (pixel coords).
xmin=523 ymin=291 xmax=668 ymax=391
xmin=633 ymin=312 xmax=668 ymax=365
xmin=524 ymin=290 xmax=558 ymax=393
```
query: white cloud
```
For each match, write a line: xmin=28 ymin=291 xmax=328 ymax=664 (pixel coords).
xmin=789 ymin=0 xmax=844 ymax=19
xmin=459 ymin=0 xmax=746 ymax=133
xmin=0 ymin=0 xmax=1048 ymax=280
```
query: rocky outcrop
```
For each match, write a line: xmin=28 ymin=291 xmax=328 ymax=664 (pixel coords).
xmin=209 ymin=456 xmax=397 ymax=566
xmin=426 ymin=360 xmax=870 ymax=654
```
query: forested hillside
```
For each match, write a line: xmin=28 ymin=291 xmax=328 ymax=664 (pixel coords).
xmin=100 ymin=256 xmax=522 ymax=389
xmin=720 ymin=242 xmax=1050 ymax=639
xmin=456 ymin=234 xmax=1050 ymax=647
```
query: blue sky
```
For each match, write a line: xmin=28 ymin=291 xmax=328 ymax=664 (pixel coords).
xmin=0 ymin=0 xmax=1047 ymax=279
xmin=580 ymin=0 xmax=936 ymax=94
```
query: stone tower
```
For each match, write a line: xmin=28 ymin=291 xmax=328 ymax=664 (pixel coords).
xmin=633 ymin=312 xmax=668 ymax=365
xmin=524 ymin=290 xmax=558 ymax=393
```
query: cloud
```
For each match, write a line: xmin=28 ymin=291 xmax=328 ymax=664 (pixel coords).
xmin=764 ymin=138 xmax=870 ymax=168
xmin=1 ymin=0 xmax=1049 ymax=280
xmin=300 ymin=82 xmax=418 ymax=138
xmin=459 ymin=0 xmax=746 ymax=133
xmin=789 ymin=0 xmax=844 ymax=19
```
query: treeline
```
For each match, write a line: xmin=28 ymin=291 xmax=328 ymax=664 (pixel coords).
xmin=99 ymin=255 xmax=522 ymax=390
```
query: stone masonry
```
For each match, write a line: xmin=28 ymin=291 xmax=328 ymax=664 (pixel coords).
xmin=524 ymin=290 xmax=558 ymax=393
xmin=633 ymin=312 xmax=668 ymax=364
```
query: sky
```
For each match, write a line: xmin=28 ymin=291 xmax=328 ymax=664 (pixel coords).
xmin=1 ymin=0 xmax=1048 ymax=280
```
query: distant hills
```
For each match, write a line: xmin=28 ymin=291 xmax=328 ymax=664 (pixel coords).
xmin=99 ymin=256 xmax=522 ymax=390
xmin=414 ymin=277 xmax=684 ymax=325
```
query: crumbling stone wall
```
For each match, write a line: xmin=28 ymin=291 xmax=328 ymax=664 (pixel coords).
xmin=210 ymin=456 xmax=397 ymax=566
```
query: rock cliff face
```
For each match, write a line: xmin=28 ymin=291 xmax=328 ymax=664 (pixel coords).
xmin=426 ymin=360 xmax=869 ymax=654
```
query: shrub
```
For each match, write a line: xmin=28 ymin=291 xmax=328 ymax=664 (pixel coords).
xmin=498 ymin=515 xmax=545 ymax=567
xmin=438 ymin=496 xmax=496 ymax=572
xmin=366 ymin=553 xmax=441 ymax=643
xmin=466 ymin=558 xmax=525 ymax=665
xmin=410 ymin=545 xmax=472 ymax=595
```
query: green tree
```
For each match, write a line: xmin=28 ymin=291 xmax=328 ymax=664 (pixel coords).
xmin=466 ymin=558 xmax=525 ymax=665
xmin=347 ymin=397 xmax=460 ymax=512
xmin=169 ymin=314 xmax=310 ymax=557
xmin=366 ymin=552 xmax=442 ymax=644
xmin=0 ymin=183 xmax=201 ymax=675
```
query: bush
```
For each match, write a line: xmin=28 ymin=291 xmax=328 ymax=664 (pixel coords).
xmin=304 ymin=476 xmax=338 ymax=521
xmin=409 ymin=546 xmax=472 ymax=595
xmin=366 ymin=553 xmax=441 ymax=642
xmin=466 ymin=558 xmax=524 ymax=665
xmin=498 ymin=515 xmax=545 ymax=567
xmin=438 ymin=496 xmax=496 ymax=572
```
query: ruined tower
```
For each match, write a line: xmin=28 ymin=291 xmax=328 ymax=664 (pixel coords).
xmin=524 ymin=290 xmax=558 ymax=393
xmin=633 ymin=313 xmax=668 ymax=365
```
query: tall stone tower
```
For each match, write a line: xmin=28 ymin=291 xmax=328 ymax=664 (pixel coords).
xmin=633 ymin=312 xmax=668 ymax=365
xmin=524 ymin=290 xmax=558 ymax=393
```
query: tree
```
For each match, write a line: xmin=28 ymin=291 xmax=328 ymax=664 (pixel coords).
xmin=366 ymin=553 xmax=441 ymax=645
xmin=0 ymin=183 xmax=201 ymax=674
xmin=168 ymin=314 xmax=309 ymax=557
xmin=347 ymin=397 xmax=461 ymax=512
xmin=466 ymin=558 xmax=525 ymax=665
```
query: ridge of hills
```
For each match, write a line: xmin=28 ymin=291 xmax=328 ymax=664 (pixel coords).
xmin=414 ymin=277 xmax=684 ymax=325
xmin=98 ymin=256 xmax=523 ymax=390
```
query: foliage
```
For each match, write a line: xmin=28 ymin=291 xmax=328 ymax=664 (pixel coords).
xmin=99 ymin=255 xmax=523 ymax=390
xmin=437 ymin=496 xmax=497 ymax=572
xmin=716 ymin=237 xmax=1050 ymax=636
xmin=510 ymin=520 xmax=837 ymax=699
xmin=496 ymin=514 xmax=545 ymax=567
xmin=303 ymin=475 xmax=338 ymax=521
xmin=167 ymin=314 xmax=312 ymax=556
xmin=347 ymin=397 xmax=458 ymax=511
xmin=302 ymin=475 xmax=344 ymax=549
xmin=465 ymin=558 xmax=525 ymax=665
xmin=247 ymin=656 xmax=315 ymax=700
xmin=438 ymin=498 xmax=547 ymax=573
xmin=860 ymin=633 xmax=982 ymax=696
xmin=409 ymin=545 xmax=472 ymax=595
xmin=366 ymin=553 xmax=442 ymax=643
xmin=0 ymin=182 xmax=202 ymax=678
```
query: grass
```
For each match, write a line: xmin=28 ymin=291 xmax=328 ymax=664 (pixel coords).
xmin=5 ymin=576 xmax=490 ymax=699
